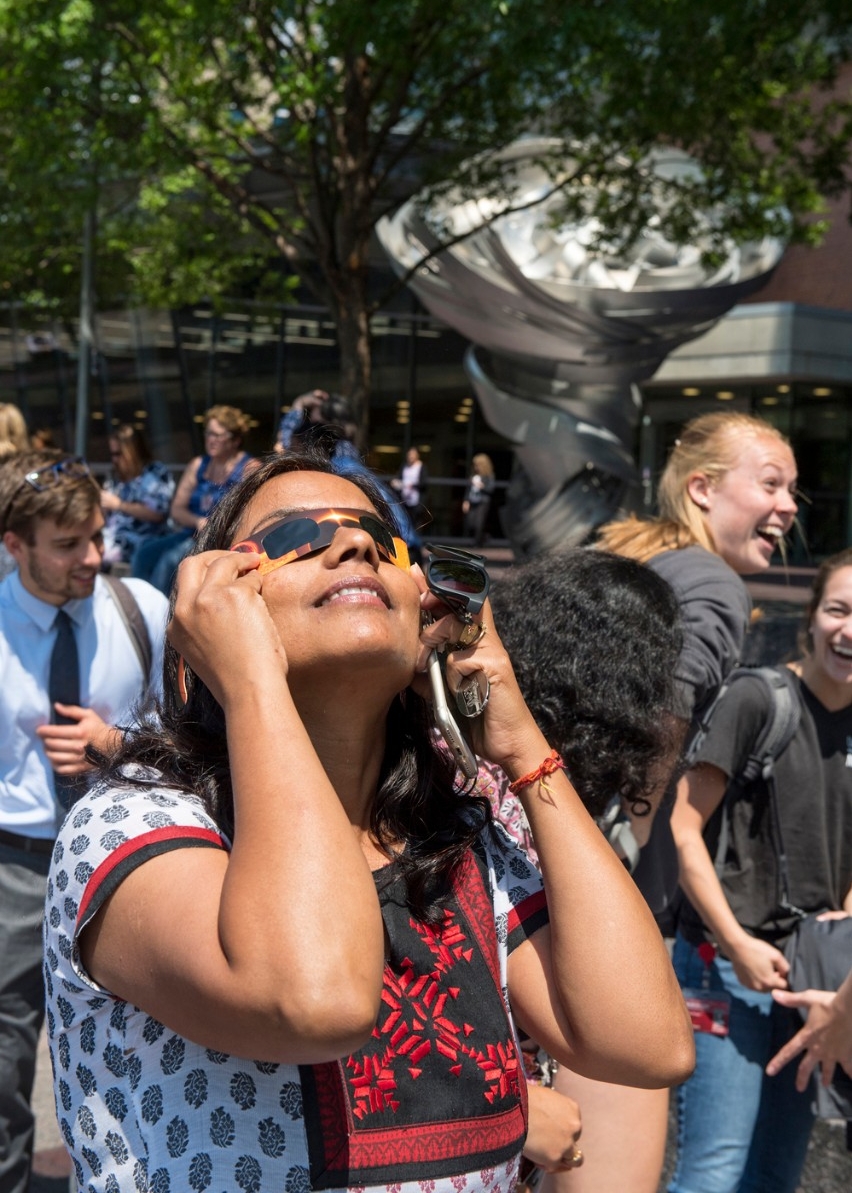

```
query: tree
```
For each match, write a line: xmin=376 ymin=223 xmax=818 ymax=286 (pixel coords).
xmin=1 ymin=0 xmax=852 ymax=428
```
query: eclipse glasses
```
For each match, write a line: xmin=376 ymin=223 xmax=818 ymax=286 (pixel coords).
xmin=228 ymin=513 xmax=491 ymax=629
xmin=231 ymin=507 xmax=411 ymax=575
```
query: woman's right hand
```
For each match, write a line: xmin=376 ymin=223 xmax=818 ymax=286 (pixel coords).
xmin=169 ymin=549 xmax=288 ymax=707
xmin=729 ymin=934 xmax=789 ymax=992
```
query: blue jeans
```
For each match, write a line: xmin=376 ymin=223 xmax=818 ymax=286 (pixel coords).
xmin=668 ymin=934 xmax=815 ymax=1193
xmin=132 ymin=528 xmax=193 ymax=595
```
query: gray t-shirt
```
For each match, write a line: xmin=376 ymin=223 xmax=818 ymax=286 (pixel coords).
xmin=634 ymin=547 xmax=751 ymax=920
xmin=649 ymin=546 xmax=751 ymax=722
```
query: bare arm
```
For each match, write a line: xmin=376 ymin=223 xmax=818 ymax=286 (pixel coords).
xmin=671 ymin=765 xmax=789 ymax=992
xmin=417 ymin=599 xmax=695 ymax=1089
xmin=80 ymin=550 xmax=385 ymax=1064
xmin=169 ymin=458 xmax=203 ymax=530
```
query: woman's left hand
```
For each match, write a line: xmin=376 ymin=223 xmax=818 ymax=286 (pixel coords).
xmin=413 ymin=575 xmax=541 ymax=772
xmin=522 ymin=1084 xmax=583 ymax=1173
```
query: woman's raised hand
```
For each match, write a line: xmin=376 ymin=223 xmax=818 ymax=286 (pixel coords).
xmin=169 ymin=549 xmax=288 ymax=708
xmin=415 ymin=582 xmax=541 ymax=772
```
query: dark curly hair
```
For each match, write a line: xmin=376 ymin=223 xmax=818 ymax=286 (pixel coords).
xmin=96 ymin=450 xmax=489 ymax=923
xmin=490 ymin=548 xmax=684 ymax=818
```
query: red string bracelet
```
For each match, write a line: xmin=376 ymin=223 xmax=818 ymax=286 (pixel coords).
xmin=509 ymin=749 xmax=566 ymax=794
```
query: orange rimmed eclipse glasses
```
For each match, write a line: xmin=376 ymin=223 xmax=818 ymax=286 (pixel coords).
xmin=231 ymin=507 xmax=411 ymax=576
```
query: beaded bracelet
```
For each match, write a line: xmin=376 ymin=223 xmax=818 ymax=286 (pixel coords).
xmin=508 ymin=748 xmax=566 ymax=794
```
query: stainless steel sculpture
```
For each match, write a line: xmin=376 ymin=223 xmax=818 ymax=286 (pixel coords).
xmin=377 ymin=139 xmax=784 ymax=556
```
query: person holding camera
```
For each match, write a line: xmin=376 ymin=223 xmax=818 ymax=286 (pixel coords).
xmin=277 ymin=390 xmax=426 ymax=563
xmin=275 ymin=389 xmax=360 ymax=459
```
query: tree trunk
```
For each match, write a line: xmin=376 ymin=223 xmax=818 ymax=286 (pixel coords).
xmin=327 ymin=269 xmax=372 ymax=448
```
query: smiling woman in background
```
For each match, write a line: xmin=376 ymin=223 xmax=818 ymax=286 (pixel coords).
xmin=669 ymin=548 xmax=852 ymax=1193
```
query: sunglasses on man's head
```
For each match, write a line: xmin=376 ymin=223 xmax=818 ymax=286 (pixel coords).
xmin=1 ymin=456 xmax=93 ymax=531
xmin=231 ymin=507 xmax=411 ymax=575
xmin=24 ymin=457 xmax=90 ymax=492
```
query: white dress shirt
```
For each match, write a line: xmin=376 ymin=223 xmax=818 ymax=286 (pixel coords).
xmin=0 ymin=571 xmax=168 ymax=838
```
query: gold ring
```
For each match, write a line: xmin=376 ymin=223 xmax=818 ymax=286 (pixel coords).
xmin=447 ymin=622 xmax=487 ymax=652
xmin=563 ymin=1147 xmax=583 ymax=1166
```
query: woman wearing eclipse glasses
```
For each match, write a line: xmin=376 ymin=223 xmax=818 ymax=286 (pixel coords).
xmin=44 ymin=451 xmax=693 ymax=1193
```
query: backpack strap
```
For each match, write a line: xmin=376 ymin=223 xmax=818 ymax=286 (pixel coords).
xmin=706 ymin=667 xmax=801 ymax=901
xmin=102 ymin=574 xmax=153 ymax=685
xmin=727 ymin=666 xmax=801 ymax=792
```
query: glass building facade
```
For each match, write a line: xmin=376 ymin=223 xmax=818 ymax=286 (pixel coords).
xmin=3 ymin=295 xmax=852 ymax=557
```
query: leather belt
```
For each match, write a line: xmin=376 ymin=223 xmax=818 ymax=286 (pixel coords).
xmin=0 ymin=828 xmax=54 ymax=856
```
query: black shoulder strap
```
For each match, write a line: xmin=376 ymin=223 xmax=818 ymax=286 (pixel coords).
xmin=102 ymin=575 xmax=153 ymax=684
xmin=700 ymin=666 xmax=801 ymax=882
xmin=687 ymin=665 xmax=799 ymax=776
xmin=728 ymin=666 xmax=801 ymax=793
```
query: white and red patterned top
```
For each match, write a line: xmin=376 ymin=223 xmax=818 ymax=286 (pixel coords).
xmin=45 ymin=780 xmax=548 ymax=1193
xmin=473 ymin=759 xmax=539 ymax=869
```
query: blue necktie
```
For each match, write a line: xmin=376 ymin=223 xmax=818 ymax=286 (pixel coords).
xmin=49 ymin=609 xmax=81 ymax=809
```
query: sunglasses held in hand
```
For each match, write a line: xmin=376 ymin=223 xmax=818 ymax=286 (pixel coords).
xmin=424 ymin=545 xmax=490 ymax=622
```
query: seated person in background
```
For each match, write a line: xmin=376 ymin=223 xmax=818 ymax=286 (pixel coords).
xmin=133 ymin=404 xmax=257 ymax=594
xmin=100 ymin=424 xmax=175 ymax=569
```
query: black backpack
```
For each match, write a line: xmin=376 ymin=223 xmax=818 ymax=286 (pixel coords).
xmin=685 ymin=665 xmax=801 ymax=802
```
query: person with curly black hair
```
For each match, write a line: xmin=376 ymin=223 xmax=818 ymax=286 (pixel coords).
xmin=489 ymin=549 xmax=683 ymax=831
xmin=485 ymin=549 xmax=685 ymax=1193
xmin=43 ymin=450 xmax=693 ymax=1193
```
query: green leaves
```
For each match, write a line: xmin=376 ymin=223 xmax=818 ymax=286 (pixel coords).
xmin=1 ymin=0 xmax=851 ymax=407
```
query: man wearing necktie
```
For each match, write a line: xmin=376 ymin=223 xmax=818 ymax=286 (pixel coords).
xmin=0 ymin=451 xmax=168 ymax=1193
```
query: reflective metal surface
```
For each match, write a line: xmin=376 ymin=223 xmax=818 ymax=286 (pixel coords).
xmin=378 ymin=139 xmax=784 ymax=556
